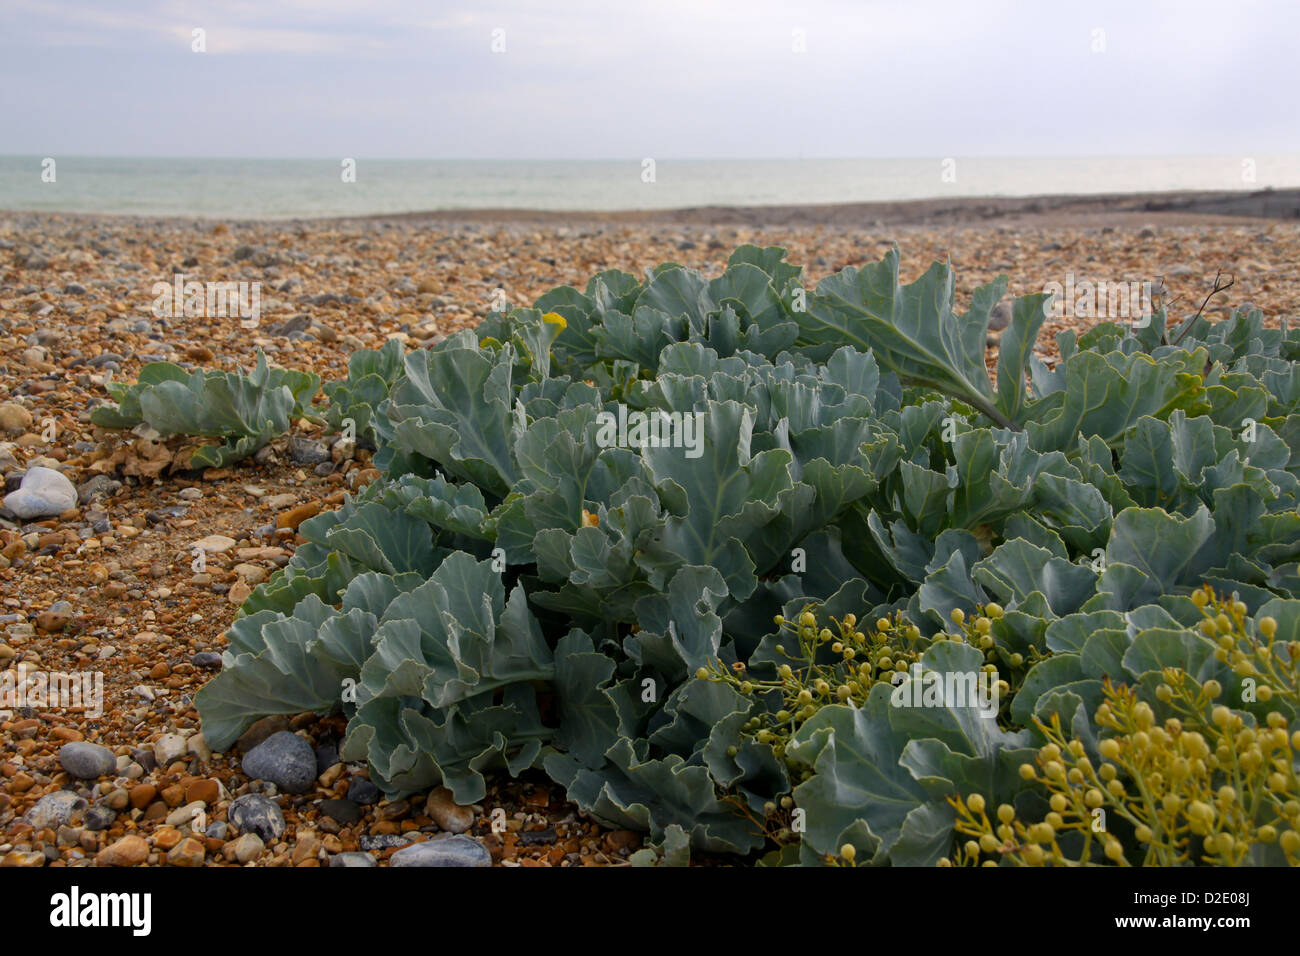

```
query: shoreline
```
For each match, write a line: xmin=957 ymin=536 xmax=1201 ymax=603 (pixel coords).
xmin=3 ymin=187 xmax=1299 ymax=231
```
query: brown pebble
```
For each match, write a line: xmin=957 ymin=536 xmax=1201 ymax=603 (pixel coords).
xmin=166 ymin=836 xmax=206 ymax=866
xmin=276 ymin=501 xmax=321 ymax=531
xmin=153 ymin=825 xmax=182 ymax=850
xmin=185 ymin=779 xmax=220 ymax=805
xmin=425 ymin=787 xmax=475 ymax=834
xmin=236 ymin=715 xmax=289 ymax=753
xmin=604 ymin=830 xmax=641 ymax=852
xmin=97 ymin=834 xmax=149 ymax=866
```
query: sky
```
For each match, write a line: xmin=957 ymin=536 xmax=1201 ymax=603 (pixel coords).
xmin=1 ymin=0 xmax=1297 ymax=159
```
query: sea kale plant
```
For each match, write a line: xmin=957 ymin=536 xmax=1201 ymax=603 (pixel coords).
xmin=91 ymin=349 xmax=321 ymax=468
xmin=194 ymin=245 xmax=1300 ymax=865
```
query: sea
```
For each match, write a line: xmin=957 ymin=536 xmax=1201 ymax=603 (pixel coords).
xmin=2 ymin=155 xmax=1299 ymax=220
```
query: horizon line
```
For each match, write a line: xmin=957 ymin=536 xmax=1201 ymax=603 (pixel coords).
xmin=4 ymin=152 xmax=1300 ymax=163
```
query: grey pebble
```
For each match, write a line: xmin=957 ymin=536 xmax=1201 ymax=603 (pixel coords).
xmin=58 ymin=741 xmax=117 ymax=779
xmin=130 ymin=747 xmax=157 ymax=772
xmin=329 ymin=852 xmax=377 ymax=868
xmin=314 ymin=740 xmax=339 ymax=775
xmin=347 ymin=776 xmax=380 ymax=806
xmin=358 ymin=833 xmax=410 ymax=851
xmin=25 ymin=791 xmax=88 ymax=830
xmin=390 ymin=835 xmax=491 ymax=868
xmin=3 ymin=466 xmax=77 ymax=519
xmin=288 ymin=436 xmax=331 ymax=465
xmin=83 ymin=806 xmax=116 ymax=831
xmin=205 ymin=821 xmax=229 ymax=840
xmin=318 ymin=798 xmax=361 ymax=825
xmin=228 ymin=793 xmax=286 ymax=842
xmin=241 ymin=730 xmax=316 ymax=794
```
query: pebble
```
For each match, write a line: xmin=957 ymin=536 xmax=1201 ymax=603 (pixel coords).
xmin=154 ymin=733 xmax=188 ymax=766
xmin=314 ymin=740 xmax=339 ymax=774
xmin=319 ymin=798 xmax=362 ymax=825
xmin=36 ymin=601 xmax=75 ymax=632
xmin=988 ymin=300 xmax=1013 ymax=331
xmin=187 ymin=733 xmax=213 ymax=762
xmin=2 ymin=850 xmax=45 ymax=867
xmin=228 ymin=793 xmax=286 ymax=841
xmin=425 ymin=786 xmax=475 ymax=834
xmin=241 ymin=730 xmax=316 ymax=793
xmin=165 ymin=801 xmax=206 ymax=828
xmin=25 ymin=791 xmax=88 ymax=829
xmin=58 ymin=741 xmax=117 ymax=779
xmin=275 ymin=500 xmax=320 ymax=531
xmin=231 ymin=832 xmax=265 ymax=863
xmin=131 ymin=747 xmax=158 ymax=772
xmin=329 ymin=852 xmax=377 ymax=867
xmin=185 ymin=778 xmax=220 ymax=804
xmin=390 ymin=835 xmax=492 ymax=868
xmin=347 ymin=776 xmax=381 ymax=806
xmin=2 ymin=466 xmax=77 ymax=519
xmin=358 ymin=834 xmax=410 ymax=851
xmin=193 ymin=534 xmax=237 ymax=553
xmin=84 ymin=806 xmax=116 ymax=831
xmin=97 ymin=834 xmax=149 ymax=866
xmin=288 ymin=437 xmax=330 ymax=465
xmin=236 ymin=714 xmax=289 ymax=752
xmin=76 ymin=474 xmax=121 ymax=505
xmin=0 ymin=402 xmax=33 ymax=434
xmin=166 ymin=836 xmax=206 ymax=867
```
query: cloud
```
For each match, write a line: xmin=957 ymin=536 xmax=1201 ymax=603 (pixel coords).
xmin=0 ymin=0 xmax=1297 ymax=157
